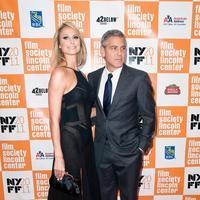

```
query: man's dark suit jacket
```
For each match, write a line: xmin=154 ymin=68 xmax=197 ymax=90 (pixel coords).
xmin=88 ymin=64 xmax=156 ymax=166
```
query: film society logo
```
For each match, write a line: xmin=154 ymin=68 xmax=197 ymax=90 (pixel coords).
xmin=0 ymin=115 xmax=25 ymax=134
xmin=91 ymin=39 xmax=105 ymax=69
xmin=143 ymin=148 xmax=155 ymax=168
xmin=0 ymin=75 xmax=26 ymax=108
xmin=55 ymin=2 xmax=89 ymax=37
xmin=184 ymin=196 xmax=199 ymax=200
xmin=189 ymin=75 xmax=200 ymax=105
xmin=0 ymin=173 xmax=3 ymax=198
xmin=155 ymin=169 xmax=183 ymax=195
xmin=28 ymin=109 xmax=50 ymax=139
xmin=157 ymin=107 xmax=186 ymax=137
xmin=125 ymin=2 xmax=157 ymax=37
xmin=184 ymin=196 xmax=200 ymax=200
xmin=30 ymin=11 xmax=43 ymax=28
xmin=0 ymin=8 xmax=18 ymax=37
xmin=158 ymin=40 xmax=189 ymax=73
xmin=22 ymin=39 xmax=52 ymax=73
xmin=186 ymin=139 xmax=200 ymax=166
xmin=33 ymin=171 xmax=50 ymax=199
xmin=163 ymin=15 xmax=187 ymax=26
xmin=1 ymin=142 xmax=31 ymax=170
xmin=0 ymin=46 xmax=20 ymax=67
xmin=192 ymin=4 xmax=200 ymax=37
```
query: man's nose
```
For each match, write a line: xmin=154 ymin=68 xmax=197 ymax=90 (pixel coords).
xmin=117 ymin=48 xmax=122 ymax=55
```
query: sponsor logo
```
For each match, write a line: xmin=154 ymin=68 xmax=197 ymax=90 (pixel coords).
xmin=165 ymin=146 xmax=175 ymax=159
xmin=36 ymin=150 xmax=45 ymax=159
xmin=139 ymin=175 xmax=151 ymax=189
xmin=7 ymin=178 xmax=22 ymax=193
xmin=96 ymin=16 xmax=118 ymax=25
xmin=188 ymin=173 xmax=200 ymax=189
xmin=0 ymin=47 xmax=19 ymax=66
xmin=7 ymin=177 xmax=31 ymax=193
xmin=164 ymin=84 xmax=181 ymax=95
xmin=194 ymin=48 xmax=200 ymax=65
xmin=36 ymin=150 xmax=53 ymax=160
xmin=163 ymin=15 xmax=173 ymax=24
xmin=163 ymin=15 xmax=187 ymax=26
xmin=30 ymin=11 xmax=43 ymax=28
xmin=0 ymin=47 xmax=10 ymax=66
xmin=0 ymin=116 xmax=24 ymax=133
xmin=190 ymin=114 xmax=200 ymax=130
xmin=128 ymin=47 xmax=153 ymax=65
xmin=32 ymin=87 xmax=48 ymax=96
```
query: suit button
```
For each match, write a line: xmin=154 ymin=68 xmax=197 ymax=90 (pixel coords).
xmin=105 ymin=137 xmax=108 ymax=141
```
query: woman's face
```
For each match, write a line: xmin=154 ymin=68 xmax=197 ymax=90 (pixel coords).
xmin=59 ymin=26 xmax=81 ymax=56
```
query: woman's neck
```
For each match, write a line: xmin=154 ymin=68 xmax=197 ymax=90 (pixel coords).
xmin=64 ymin=55 xmax=78 ymax=70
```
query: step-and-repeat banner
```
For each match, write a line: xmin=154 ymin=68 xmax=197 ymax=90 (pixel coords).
xmin=0 ymin=0 xmax=200 ymax=200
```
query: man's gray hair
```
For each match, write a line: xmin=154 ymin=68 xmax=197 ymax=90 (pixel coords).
xmin=101 ymin=29 xmax=127 ymax=47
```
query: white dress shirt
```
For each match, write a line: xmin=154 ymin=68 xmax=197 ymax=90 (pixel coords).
xmin=98 ymin=66 xmax=122 ymax=106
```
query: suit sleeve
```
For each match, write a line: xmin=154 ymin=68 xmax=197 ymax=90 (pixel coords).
xmin=88 ymin=73 xmax=96 ymax=126
xmin=137 ymin=73 xmax=156 ymax=153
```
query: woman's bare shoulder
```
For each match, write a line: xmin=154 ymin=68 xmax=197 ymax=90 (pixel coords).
xmin=51 ymin=65 xmax=73 ymax=80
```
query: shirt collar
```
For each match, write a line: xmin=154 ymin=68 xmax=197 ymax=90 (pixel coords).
xmin=104 ymin=66 xmax=123 ymax=77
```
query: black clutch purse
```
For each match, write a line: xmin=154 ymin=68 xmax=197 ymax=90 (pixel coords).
xmin=49 ymin=172 xmax=81 ymax=195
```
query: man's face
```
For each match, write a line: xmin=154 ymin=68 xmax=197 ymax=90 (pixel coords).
xmin=100 ymin=36 xmax=127 ymax=72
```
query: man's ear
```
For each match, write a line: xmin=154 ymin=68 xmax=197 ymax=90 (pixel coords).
xmin=100 ymin=46 xmax=105 ymax=58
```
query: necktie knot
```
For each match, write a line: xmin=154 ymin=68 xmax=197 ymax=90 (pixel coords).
xmin=108 ymin=73 xmax=113 ymax=80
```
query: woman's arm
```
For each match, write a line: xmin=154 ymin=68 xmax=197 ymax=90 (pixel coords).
xmin=48 ymin=67 xmax=66 ymax=180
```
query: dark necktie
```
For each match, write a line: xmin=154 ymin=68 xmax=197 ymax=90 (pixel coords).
xmin=103 ymin=73 xmax=113 ymax=116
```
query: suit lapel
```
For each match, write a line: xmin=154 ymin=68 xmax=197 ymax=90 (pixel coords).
xmin=95 ymin=65 xmax=128 ymax=117
xmin=95 ymin=67 xmax=105 ymax=115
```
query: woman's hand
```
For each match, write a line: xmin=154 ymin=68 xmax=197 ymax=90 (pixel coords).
xmin=54 ymin=156 xmax=65 ymax=180
xmin=91 ymin=107 xmax=96 ymax=118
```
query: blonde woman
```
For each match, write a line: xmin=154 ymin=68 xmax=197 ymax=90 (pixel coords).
xmin=48 ymin=22 xmax=101 ymax=200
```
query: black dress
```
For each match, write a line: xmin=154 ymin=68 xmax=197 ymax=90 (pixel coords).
xmin=48 ymin=69 xmax=101 ymax=200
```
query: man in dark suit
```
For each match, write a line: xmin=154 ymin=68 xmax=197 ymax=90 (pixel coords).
xmin=88 ymin=29 xmax=156 ymax=200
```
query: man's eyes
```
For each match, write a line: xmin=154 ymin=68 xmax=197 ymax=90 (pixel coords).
xmin=109 ymin=46 xmax=126 ymax=50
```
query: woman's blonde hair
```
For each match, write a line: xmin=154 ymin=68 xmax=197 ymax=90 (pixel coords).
xmin=51 ymin=22 xmax=87 ymax=68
